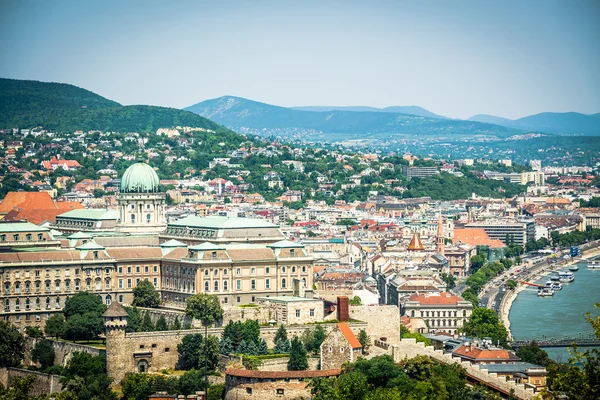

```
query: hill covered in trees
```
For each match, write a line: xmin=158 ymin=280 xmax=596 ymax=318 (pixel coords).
xmin=185 ymin=96 xmax=527 ymax=139
xmin=0 ymin=78 xmax=228 ymax=134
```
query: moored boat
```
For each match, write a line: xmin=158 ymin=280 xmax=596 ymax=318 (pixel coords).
xmin=557 ymin=271 xmax=575 ymax=283
xmin=588 ymin=260 xmax=600 ymax=269
xmin=551 ymin=282 xmax=563 ymax=291
xmin=569 ymin=265 xmax=579 ymax=272
xmin=537 ymin=288 xmax=554 ymax=297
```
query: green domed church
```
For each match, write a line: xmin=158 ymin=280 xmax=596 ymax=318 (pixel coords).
xmin=116 ymin=163 xmax=167 ymax=234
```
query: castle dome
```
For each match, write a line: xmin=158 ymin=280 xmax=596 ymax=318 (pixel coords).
xmin=120 ymin=163 xmax=160 ymax=193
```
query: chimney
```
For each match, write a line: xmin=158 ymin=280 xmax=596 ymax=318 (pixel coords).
xmin=337 ymin=296 xmax=349 ymax=322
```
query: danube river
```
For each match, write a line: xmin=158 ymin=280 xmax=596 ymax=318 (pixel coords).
xmin=508 ymin=262 xmax=600 ymax=362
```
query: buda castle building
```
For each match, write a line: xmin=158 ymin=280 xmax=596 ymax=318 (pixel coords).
xmin=0 ymin=163 xmax=314 ymax=330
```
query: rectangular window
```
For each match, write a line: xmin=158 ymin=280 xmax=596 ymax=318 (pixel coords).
xmin=236 ymin=268 xmax=241 ymax=276
xmin=127 ymin=266 xmax=132 ymax=274
xmin=127 ymin=279 xmax=132 ymax=288
xmin=237 ymin=296 xmax=241 ymax=303
xmin=266 ymin=267 xmax=270 ymax=274
xmin=266 ymin=279 xmax=270 ymax=289
xmin=310 ymin=309 xmax=315 ymax=317
xmin=154 ymin=266 xmax=158 ymax=273
xmin=136 ymin=278 xmax=140 ymax=285
xmin=251 ymin=280 xmax=256 ymax=290
xmin=118 ymin=279 xmax=123 ymax=289
xmin=136 ymin=266 xmax=140 ymax=273
xmin=236 ymin=280 xmax=241 ymax=290
xmin=153 ymin=278 xmax=158 ymax=287
xmin=118 ymin=267 xmax=123 ymax=274
xmin=296 ymin=310 xmax=300 ymax=318
xmin=144 ymin=266 xmax=149 ymax=273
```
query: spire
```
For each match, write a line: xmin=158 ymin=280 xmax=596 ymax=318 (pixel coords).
xmin=407 ymin=231 xmax=425 ymax=251
xmin=436 ymin=212 xmax=445 ymax=256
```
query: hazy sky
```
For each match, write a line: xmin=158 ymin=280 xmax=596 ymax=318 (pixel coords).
xmin=1 ymin=0 xmax=599 ymax=119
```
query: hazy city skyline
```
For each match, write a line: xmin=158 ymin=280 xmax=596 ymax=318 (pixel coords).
xmin=1 ymin=0 xmax=599 ymax=119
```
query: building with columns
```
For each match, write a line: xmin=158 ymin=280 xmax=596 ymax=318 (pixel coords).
xmin=116 ymin=163 xmax=166 ymax=234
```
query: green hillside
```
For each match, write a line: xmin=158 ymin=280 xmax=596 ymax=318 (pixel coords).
xmin=186 ymin=95 xmax=527 ymax=138
xmin=0 ymin=78 xmax=225 ymax=133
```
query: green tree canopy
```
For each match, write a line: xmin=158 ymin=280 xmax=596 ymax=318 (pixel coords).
xmin=44 ymin=314 xmax=66 ymax=339
xmin=132 ymin=280 xmax=160 ymax=308
xmin=0 ymin=321 xmax=25 ymax=368
xmin=460 ymin=307 xmax=509 ymax=347
xmin=185 ymin=293 xmax=223 ymax=327
xmin=31 ymin=339 xmax=55 ymax=369
xmin=288 ymin=336 xmax=308 ymax=371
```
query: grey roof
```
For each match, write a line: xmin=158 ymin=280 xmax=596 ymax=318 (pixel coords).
xmin=479 ymin=362 xmax=546 ymax=374
xmin=103 ymin=301 xmax=128 ymax=317
xmin=169 ymin=215 xmax=278 ymax=229
xmin=268 ymin=240 xmax=303 ymax=248
xmin=189 ymin=242 xmax=226 ymax=251
xmin=76 ymin=241 xmax=105 ymax=250
xmin=68 ymin=231 xmax=93 ymax=239
xmin=57 ymin=209 xmax=118 ymax=220
xmin=0 ymin=222 xmax=49 ymax=233
xmin=160 ymin=239 xmax=188 ymax=247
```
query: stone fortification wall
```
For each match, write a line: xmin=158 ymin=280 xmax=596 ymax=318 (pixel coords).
xmin=225 ymin=380 xmax=310 ymax=400
xmin=136 ymin=306 xmax=193 ymax=327
xmin=107 ymin=322 xmax=367 ymax=384
xmin=349 ymin=305 xmax=400 ymax=344
xmin=257 ymin=357 xmax=319 ymax=371
xmin=24 ymin=337 xmax=104 ymax=367
xmin=388 ymin=338 xmax=535 ymax=400
xmin=314 ymin=289 xmax=353 ymax=303
xmin=0 ymin=367 xmax=63 ymax=396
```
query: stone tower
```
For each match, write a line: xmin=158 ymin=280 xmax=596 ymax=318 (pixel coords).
xmin=436 ymin=212 xmax=445 ymax=256
xmin=116 ymin=162 xmax=167 ymax=234
xmin=103 ymin=301 xmax=128 ymax=384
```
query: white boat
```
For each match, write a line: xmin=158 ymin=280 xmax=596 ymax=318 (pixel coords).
xmin=588 ymin=260 xmax=600 ymax=269
xmin=538 ymin=288 xmax=554 ymax=297
xmin=569 ymin=265 xmax=579 ymax=272
xmin=558 ymin=271 xmax=575 ymax=283
xmin=551 ymin=282 xmax=563 ymax=291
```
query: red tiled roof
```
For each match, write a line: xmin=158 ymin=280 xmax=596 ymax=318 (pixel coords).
xmin=56 ymin=201 xmax=83 ymax=210
xmin=453 ymin=228 xmax=505 ymax=248
xmin=453 ymin=345 xmax=519 ymax=361
xmin=0 ymin=192 xmax=56 ymax=213
xmin=408 ymin=292 xmax=463 ymax=305
xmin=2 ymin=208 xmax=67 ymax=225
xmin=225 ymin=368 xmax=341 ymax=379
xmin=337 ymin=322 xmax=362 ymax=349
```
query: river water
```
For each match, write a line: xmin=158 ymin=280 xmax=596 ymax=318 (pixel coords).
xmin=508 ymin=262 xmax=600 ymax=362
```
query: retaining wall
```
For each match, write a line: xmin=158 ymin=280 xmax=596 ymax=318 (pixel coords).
xmin=24 ymin=337 xmax=104 ymax=367
xmin=0 ymin=367 xmax=63 ymax=395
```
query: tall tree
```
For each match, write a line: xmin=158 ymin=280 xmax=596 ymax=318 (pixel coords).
xmin=140 ymin=312 xmax=155 ymax=332
xmin=62 ymin=292 xmax=106 ymax=340
xmin=288 ymin=336 xmax=308 ymax=371
xmin=274 ymin=325 xmax=288 ymax=343
xmin=32 ymin=339 xmax=55 ymax=369
xmin=357 ymin=329 xmax=371 ymax=354
xmin=156 ymin=315 xmax=168 ymax=331
xmin=171 ymin=316 xmax=182 ymax=330
xmin=132 ymin=280 xmax=160 ymax=308
xmin=242 ymin=320 xmax=260 ymax=344
xmin=185 ymin=293 xmax=223 ymax=388
xmin=45 ymin=314 xmax=66 ymax=339
xmin=460 ymin=307 xmax=509 ymax=347
xmin=0 ymin=321 xmax=25 ymax=368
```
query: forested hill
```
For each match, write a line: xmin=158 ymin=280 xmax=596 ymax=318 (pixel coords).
xmin=185 ymin=95 xmax=527 ymax=138
xmin=0 ymin=78 xmax=227 ymax=134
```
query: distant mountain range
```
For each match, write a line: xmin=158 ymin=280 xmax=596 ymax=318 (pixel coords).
xmin=469 ymin=112 xmax=600 ymax=136
xmin=185 ymin=96 xmax=523 ymax=138
xmin=0 ymin=78 xmax=227 ymax=133
xmin=292 ymin=105 xmax=448 ymax=119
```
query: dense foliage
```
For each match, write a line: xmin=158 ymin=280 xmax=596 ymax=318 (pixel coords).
xmin=62 ymin=292 xmax=107 ymax=341
xmin=0 ymin=78 xmax=228 ymax=134
xmin=309 ymin=355 xmax=496 ymax=400
xmin=31 ymin=339 xmax=55 ymax=369
xmin=460 ymin=308 xmax=509 ymax=348
xmin=177 ymin=333 xmax=220 ymax=371
xmin=0 ymin=321 xmax=25 ymax=368
xmin=132 ymin=280 xmax=161 ymax=308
